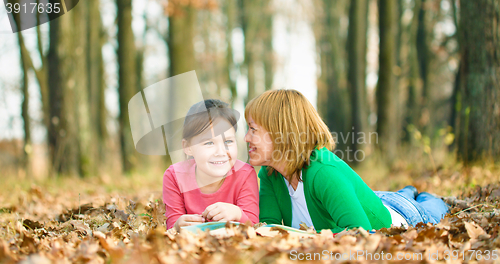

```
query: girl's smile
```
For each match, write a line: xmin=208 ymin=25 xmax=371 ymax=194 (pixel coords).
xmin=183 ymin=118 xmax=238 ymax=183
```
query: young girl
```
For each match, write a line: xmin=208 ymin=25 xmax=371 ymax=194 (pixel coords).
xmin=163 ymin=99 xmax=259 ymax=231
xmin=244 ymin=89 xmax=448 ymax=233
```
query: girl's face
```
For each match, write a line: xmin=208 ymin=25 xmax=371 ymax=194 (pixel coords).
xmin=183 ymin=118 xmax=238 ymax=179
xmin=244 ymin=116 xmax=274 ymax=167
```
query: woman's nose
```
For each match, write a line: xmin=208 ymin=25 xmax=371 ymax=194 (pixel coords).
xmin=244 ymin=130 xmax=251 ymax=143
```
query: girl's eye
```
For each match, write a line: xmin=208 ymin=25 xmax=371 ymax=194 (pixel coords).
xmin=225 ymin=140 xmax=234 ymax=144
xmin=204 ymin=142 xmax=214 ymax=146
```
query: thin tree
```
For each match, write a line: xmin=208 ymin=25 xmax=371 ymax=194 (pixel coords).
xmin=314 ymin=0 xmax=351 ymax=153
xmin=116 ymin=0 xmax=138 ymax=173
xmin=87 ymin=0 xmax=107 ymax=172
xmin=376 ymin=0 xmax=398 ymax=163
xmin=224 ymin=0 xmax=238 ymax=105
xmin=347 ymin=0 xmax=369 ymax=154
xmin=415 ymin=0 xmax=432 ymax=133
xmin=11 ymin=7 xmax=31 ymax=177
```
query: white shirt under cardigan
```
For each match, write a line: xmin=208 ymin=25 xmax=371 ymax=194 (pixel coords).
xmin=283 ymin=172 xmax=408 ymax=230
xmin=283 ymin=172 xmax=315 ymax=229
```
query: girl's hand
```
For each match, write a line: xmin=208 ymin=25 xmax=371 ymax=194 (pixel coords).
xmin=174 ymin=214 xmax=205 ymax=232
xmin=202 ymin=202 xmax=242 ymax=222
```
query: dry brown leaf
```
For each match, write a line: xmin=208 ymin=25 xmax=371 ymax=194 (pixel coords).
xmin=464 ymin=221 xmax=490 ymax=240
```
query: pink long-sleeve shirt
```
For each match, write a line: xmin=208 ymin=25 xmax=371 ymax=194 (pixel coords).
xmin=163 ymin=159 xmax=259 ymax=229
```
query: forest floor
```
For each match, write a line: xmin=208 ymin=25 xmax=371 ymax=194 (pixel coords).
xmin=0 ymin=161 xmax=499 ymax=263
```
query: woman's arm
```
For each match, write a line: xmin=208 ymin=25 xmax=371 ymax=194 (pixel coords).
xmin=258 ymin=169 xmax=283 ymax=224
xmin=313 ymin=166 xmax=373 ymax=231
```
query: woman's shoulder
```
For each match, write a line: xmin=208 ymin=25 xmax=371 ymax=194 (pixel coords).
xmin=305 ymin=147 xmax=356 ymax=180
xmin=308 ymin=147 xmax=344 ymax=168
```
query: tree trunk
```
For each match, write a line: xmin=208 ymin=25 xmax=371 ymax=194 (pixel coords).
xmin=166 ymin=4 xmax=197 ymax=163
xmin=35 ymin=2 xmax=50 ymax=130
xmin=224 ymin=0 xmax=238 ymax=106
xmin=12 ymin=9 xmax=32 ymax=177
xmin=403 ymin=0 xmax=422 ymax=142
xmin=315 ymin=0 xmax=351 ymax=154
xmin=457 ymin=0 xmax=500 ymax=163
xmin=168 ymin=8 xmax=196 ymax=77
xmin=47 ymin=1 xmax=91 ymax=177
xmin=88 ymin=0 xmax=107 ymax=172
xmin=376 ymin=0 xmax=398 ymax=163
xmin=117 ymin=0 xmax=138 ymax=173
xmin=241 ymin=0 xmax=262 ymax=104
xmin=416 ymin=0 xmax=432 ymax=131
xmin=262 ymin=2 xmax=274 ymax=91
xmin=9 ymin=1 xmax=49 ymax=177
xmin=347 ymin=0 xmax=369 ymax=154
xmin=72 ymin=1 xmax=93 ymax=176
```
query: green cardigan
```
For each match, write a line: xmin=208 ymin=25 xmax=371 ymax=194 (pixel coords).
xmin=258 ymin=147 xmax=392 ymax=233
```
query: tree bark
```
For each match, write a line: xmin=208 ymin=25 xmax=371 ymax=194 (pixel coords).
xmin=262 ymin=2 xmax=274 ymax=91
xmin=88 ymin=0 xmax=107 ymax=172
xmin=376 ymin=0 xmax=398 ymax=162
xmin=11 ymin=9 xmax=31 ymax=177
xmin=224 ymin=0 xmax=238 ymax=105
xmin=315 ymin=0 xmax=351 ymax=153
xmin=416 ymin=0 xmax=432 ymax=133
xmin=347 ymin=0 xmax=369 ymax=154
xmin=47 ymin=1 xmax=92 ymax=177
xmin=241 ymin=0 xmax=262 ymax=104
xmin=403 ymin=0 xmax=422 ymax=142
xmin=117 ymin=0 xmax=138 ymax=173
xmin=457 ymin=0 xmax=500 ymax=163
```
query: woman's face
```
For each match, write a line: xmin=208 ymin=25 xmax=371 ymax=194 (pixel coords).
xmin=183 ymin=118 xmax=238 ymax=179
xmin=244 ymin=116 xmax=274 ymax=167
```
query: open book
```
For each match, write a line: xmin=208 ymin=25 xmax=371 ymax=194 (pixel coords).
xmin=181 ymin=222 xmax=317 ymax=238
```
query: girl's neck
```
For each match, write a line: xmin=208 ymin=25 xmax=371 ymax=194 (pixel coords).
xmin=195 ymin=167 xmax=225 ymax=194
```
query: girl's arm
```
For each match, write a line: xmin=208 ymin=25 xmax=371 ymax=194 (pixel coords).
xmin=313 ymin=166 xmax=373 ymax=232
xmin=258 ymin=168 xmax=283 ymax=225
xmin=163 ymin=168 xmax=187 ymax=229
xmin=235 ymin=168 xmax=259 ymax=224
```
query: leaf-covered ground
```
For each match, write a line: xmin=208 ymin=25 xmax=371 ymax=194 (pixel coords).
xmin=1 ymin=166 xmax=499 ymax=263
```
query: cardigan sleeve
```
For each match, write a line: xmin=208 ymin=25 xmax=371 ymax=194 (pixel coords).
xmin=258 ymin=168 xmax=283 ymax=224
xmin=312 ymin=166 xmax=373 ymax=232
xmin=236 ymin=168 xmax=260 ymax=224
xmin=163 ymin=167 xmax=187 ymax=229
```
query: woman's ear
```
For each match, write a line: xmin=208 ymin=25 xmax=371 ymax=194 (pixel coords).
xmin=182 ymin=139 xmax=193 ymax=156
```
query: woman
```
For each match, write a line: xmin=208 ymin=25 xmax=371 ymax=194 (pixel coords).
xmin=244 ymin=89 xmax=448 ymax=233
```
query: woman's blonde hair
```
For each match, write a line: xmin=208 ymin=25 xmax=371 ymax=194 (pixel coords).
xmin=245 ymin=89 xmax=335 ymax=181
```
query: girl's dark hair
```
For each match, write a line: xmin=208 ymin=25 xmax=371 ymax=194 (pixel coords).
xmin=182 ymin=99 xmax=238 ymax=143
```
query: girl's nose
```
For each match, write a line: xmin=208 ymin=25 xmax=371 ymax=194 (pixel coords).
xmin=215 ymin=141 xmax=227 ymax=155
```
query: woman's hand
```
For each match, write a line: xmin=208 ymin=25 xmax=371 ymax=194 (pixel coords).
xmin=174 ymin=214 xmax=205 ymax=232
xmin=202 ymin=202 xmax=242 ymax=222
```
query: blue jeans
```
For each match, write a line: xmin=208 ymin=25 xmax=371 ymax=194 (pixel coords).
xmin=375 ymin=187 xmax=449 ymax=226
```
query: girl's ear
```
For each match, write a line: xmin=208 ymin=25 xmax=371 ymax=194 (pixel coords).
xmin=182 ymin=139 xmax=193 ymax=156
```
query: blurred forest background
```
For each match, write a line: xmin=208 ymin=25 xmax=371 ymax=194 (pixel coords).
xmin=0 ymin=0 xmax=498 ymax=185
